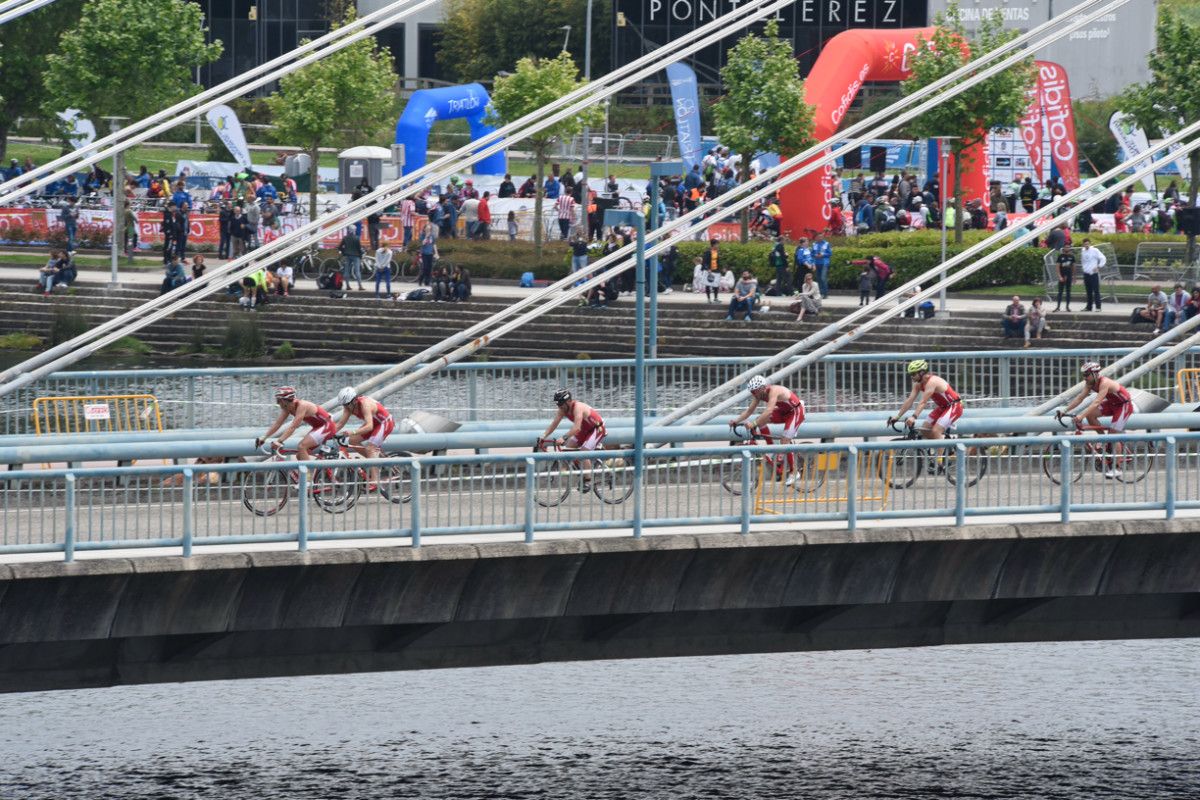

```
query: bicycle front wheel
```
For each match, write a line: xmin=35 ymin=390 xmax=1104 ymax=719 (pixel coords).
xmin=593 ymin=457 xmax=634 ymax=505
xmin=945 ymin=441 xmax=989 ymax=487
xmin=311 ymin=464 xmax=360 ymax=513
xmin=1040 ymin=444 xmax=1084 ymax=485
xmin=300 ymin=254 xmax=321 ymax=281
xmin=361 ymin=256 xmax=376 ymax=279
xmin=241 ymin=469 xmax=289 ymax=516
xmin=719 ymin=449 xmax=760 ymax=496
xmin=378 ymin=454 xmax=415 ymax=504
xmin=881 ymin=443 xmax=922 ymax=489
xmin=534 ymin=461 xmax=571 ymax=508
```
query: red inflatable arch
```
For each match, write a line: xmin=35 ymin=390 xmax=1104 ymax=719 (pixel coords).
xmin=779 ymin=27 xmax=988 ymax=239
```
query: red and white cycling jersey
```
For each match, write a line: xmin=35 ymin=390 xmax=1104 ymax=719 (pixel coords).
xmin=566 ymin=403 xmax=606 ymax=451
xmin=768 ymin=389 xmax=806 ymax=438
xmin=921 ymin=378 xmax=962 ymax=430
xmin=1097 ymin=379 xmax=1135 ymax=431
xmin=303 ymin=406 xmax=338 ymax=446
xmin=350 ymin=397 xmax=395 ymax=447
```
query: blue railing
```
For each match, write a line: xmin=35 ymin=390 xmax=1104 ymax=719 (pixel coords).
xmin=2 ymin=347 xmax=1195 ymax=434
xmin=1 ymin=431 xmax=1192 ymax=561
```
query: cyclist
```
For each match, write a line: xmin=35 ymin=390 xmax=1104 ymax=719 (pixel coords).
xmin=1059 ymin=362 xmax=1138 ymax=478
xmin=541 ymin=389 xmax=606 ymax=484
xmin=887 ymin=359 xmax=962 ymax=441
xmin=333 ymin=386 xmax=395 ymax=489
xmin=727 ymin=375 xmax=807 ymax=486
xmin=255 ymin=386 xmax=337 ymax=461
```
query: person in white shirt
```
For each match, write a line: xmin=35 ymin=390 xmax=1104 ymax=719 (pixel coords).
xmin=1080 ymin=238 xmax=1106 ymax=311
xmin=1166 ymin=283 xmax=1189 ymax=328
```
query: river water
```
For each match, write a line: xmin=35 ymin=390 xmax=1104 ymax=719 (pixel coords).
xmin=1 ymin=639 xmax=1197 ymax=798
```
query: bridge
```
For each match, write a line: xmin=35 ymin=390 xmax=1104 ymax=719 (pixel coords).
xmin=2 ymin=519 xmax=1197 ymax=693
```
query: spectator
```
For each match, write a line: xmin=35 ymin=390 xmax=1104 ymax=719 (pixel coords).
xmin=1002 ymin=295 xmax=1026 ymax=338
xmin=1055 ymin=243 xmax=1075 ymax=312
xmin=1024 ymin=298 xmax=1047 ymax=347
xmin=725 ymin=270 xmax=758 ymax=321
xmin=161 ymin=257 xmax=188 ymax=295
xmin=418 ymin=225 xmax=438 ymax=286
xmin=478 ymin=191 xmax=492 ymax=239
xmin=1129 ymin=204 xmax=1147 ymax=234
xmin=217 ymin=202 xmax=233 ymax=259
xmin=451 ymin=265 xmax=472 ymax=301
xmin=160 ymin=202 xmax=179 ymax=263
xmin=460 ymin=194 xmax=480 ymax=239
xmin=1019 ymin=177 xmax=1037 ymax=212
xmin=1134 ymin=292 xmax=1166 ymax=333
xmin=792 ymin=273 xmax=822 ymax=322
xmin=191 ymin=255 xmax=206 ymax=282
xmin=439 ymin=195 xmax=457 ymax=238
xmin=171 ymin=180 xmax=191 ymax=210
xmin=1185 ymin=288 xmax=1200 ymax=322
xmin=432 ymin=266 xmax=453 ymax=301
xmin=244 ymin=200 xmax=261 ymax=249
xmin=658 ymin=243 xmax=677 ymax=293
xmin=398 ymin=196 xmax=417 ymax=248
xmin=517 ymin=176 xmax=536 ymax=198
xmin=338 ymin=228 xmax=364 ymax=290
xmin=37 ymin=250 xmax=66 ymax=296
xmin=543 ymin=172 xmax=561 ymax=200
xmin=498 ymin=174 xmax=515 ymax=198
xmin=768 ymin=239 xmax=789 ymax=295
xmin=1166 ymin=283 xmax=1189 ymax=328
xmin=1045 ymin=224 xmax=1068 ymax=251
xmin=271 ymin=260 xmax=293 ymax=297
xmin=1080 ymin=239 xmax=1105 ymax=311
xmin=857 ymin=263 xmax=875 ymax=306
xmin=59 ymin=197 xmax=79 ymax=253
xmin=1077 ymin=204 xmax=1095 ymax=234
xmin=570 ymin=233 xmax=589 ymax=282
xmin=555 ymin=192 xmax=576 ymax=240
xmin=373 ymin=244 xmax=393 ymax=299
xmin=792 ymin=236 xmax=813 ymax=293
xmin=123 ymin=205 xmax=139 ymax=257
xmin=812 ymin=232 xmax=832 ymax=298
xmin=239 ymin=269 xmax=268 ymax=309
xmin=702 ymin=260 xmax=721 ymax=303
xmin=260 ymin=198 xmax=279 ymax=239
xmin=507 ymin=210 xmax=518 ymax=241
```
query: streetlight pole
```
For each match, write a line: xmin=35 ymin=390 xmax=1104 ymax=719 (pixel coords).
xmin=604 ymin=209 xmax=645 ymax=539
xmin=102 ymin=116 xmax=129 ymax=288
xmin=936 ymin=136 xmax=960 ymax=316
xmin=579 ymin=0 xmax=593 ymax=235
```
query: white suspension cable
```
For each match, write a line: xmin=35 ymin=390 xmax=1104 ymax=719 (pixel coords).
xmin=0 ymin=0 xmax=794 ymax=394
xmin=0 ymin=0 xmax=436 ymax=202
xmin=350 ymin=0 xmax=1120 ymax=401
xmin=0 ymin=0 xmax=54 ymax=24
xmin=679 ymin=133 xmax=1200 ymax=427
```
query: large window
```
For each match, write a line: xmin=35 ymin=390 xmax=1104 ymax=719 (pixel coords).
xmin=195 ymin=0 xmax=330 ymax=91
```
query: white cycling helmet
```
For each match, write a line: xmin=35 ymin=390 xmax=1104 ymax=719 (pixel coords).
xmin=746 ymin=376 xmax=767 ymax=393
xmin=336 ymin=386 xmax=357 ymax=406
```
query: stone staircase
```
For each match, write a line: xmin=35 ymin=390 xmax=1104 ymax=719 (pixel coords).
xmin=0 ymin=283 xmax=1155 ymax=363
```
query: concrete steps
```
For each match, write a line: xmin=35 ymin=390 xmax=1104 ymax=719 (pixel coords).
xmin=0 ymin=283 xmax=1154 ymax=363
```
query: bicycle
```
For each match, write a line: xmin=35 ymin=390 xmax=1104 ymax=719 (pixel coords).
xmin=240 ymin=440 xmax=359 ymax=517
xmin=880 ymin=419 xmax=989 ymax=489
xmin=1041 ymin=412 xmax=1156 ymax=484
xmin=719 ymin=423 xmax=826 ymax=496
xmin=532 ymin=437 xmax=633 ymax=507
xmin=295 ymin=248 xmax=326 ymax=281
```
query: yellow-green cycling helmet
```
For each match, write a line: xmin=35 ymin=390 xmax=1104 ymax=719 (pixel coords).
xmin=906 ymin=359 xmax=929 ymax=375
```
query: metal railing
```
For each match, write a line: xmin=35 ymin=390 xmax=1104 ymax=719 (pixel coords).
xmin=1 ymin=348 xmax=1194 ymax=436
xmin=1 ymin=430 xmax=1192 ymax=561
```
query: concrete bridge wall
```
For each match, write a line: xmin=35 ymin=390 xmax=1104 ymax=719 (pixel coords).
xmin=1 ymin=519 xmax=1198 ymax=693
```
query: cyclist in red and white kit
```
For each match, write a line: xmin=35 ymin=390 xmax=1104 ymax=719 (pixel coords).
xmin=1061 ymin=361 xmax=1138 ymax=431
xmin=255 ymin=386 xmax=337 ymax=461
xmin=887 ymin=359 xmax=962 ymax=440
xmin=728 ymin=375 xmax=807 ymax=486
xmin=334 ymin=386 xmax=395 ymax=489
xmin=542 ymin=388 xmax=606 ymax=453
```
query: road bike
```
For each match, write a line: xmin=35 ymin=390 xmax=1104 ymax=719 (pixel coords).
xmin=295 ymin=248 xmax=332 ymax=282
xmin=241 ymin=437 xmax=416 ymax=516
xmin=532 ymin=437 xmax=633 ymax=507
xmin=1041 ymin=412 xmax=1156 ymax=484
xmin=720 ymin=423 xmax=826 ymax=496
xmin=880 ymin=419 xmax=989 ymax=489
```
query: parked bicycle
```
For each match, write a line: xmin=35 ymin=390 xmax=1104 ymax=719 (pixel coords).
xmin=720 ymin=423 xmax=826 ymax=496
xmin=1041 ymin=412 xmax=1156 ymax=484
xmin=880 ymin=419 xmax=989 ymax=489
xmin=532 ymin=437 xmax=633 ymax=507
xmin=295 ymin=248 xmax=332 ymax=282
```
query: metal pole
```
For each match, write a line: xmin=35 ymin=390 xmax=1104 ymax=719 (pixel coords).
xmin=936 ymin=136 xmax=958 ymax=316
xmin=579 ymin=0 xmax=592 ymax=234
xmin=604 ymin=100 xmax=610 ymax=175
xmin=633 ymin=215 xmax=646 ymax=539
xmin=104 ymin=117 xmax=128 ymax=288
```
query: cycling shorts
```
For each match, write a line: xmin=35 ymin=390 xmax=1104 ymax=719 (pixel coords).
xmin=1105 ymin=400 xmax=1137 ymax=432
xmin=926 ymin=401 xmax=963 ymax=431
xmin=567 ymin=424 xmax=605 ymax=452
xmin=306 ymin=420 xmax=338 ymax=447
xmin=769 ymin=403 xmax=805 ymax=439
xmin=365 ymin=415 xmax=395 ymax=447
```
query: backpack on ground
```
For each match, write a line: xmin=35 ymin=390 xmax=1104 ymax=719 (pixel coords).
xmin=406 ymin=288 xmax=432 ymax=301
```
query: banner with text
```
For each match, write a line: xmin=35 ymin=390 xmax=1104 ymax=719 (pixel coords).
xmin=665 ymin=63 xmax=703 ymax=175
xmin=205 ymin=104 xmax=253 ymax=168
xmin=1108 ymin=111 xmax=1158 ymax=193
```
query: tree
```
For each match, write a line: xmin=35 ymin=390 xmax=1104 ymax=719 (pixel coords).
xmin=44 ymin=0 xmax=222 ymax=126
xmin=1117 ymin=10 xmax=1200 ymax=263
xmin=488 ymin=52 xmax=601 ymax=255
xmin=438 ymin=0 xmax=611 ymax=84
xmin=268 ymin=13 xmax=398 ymax=221
xmin=713 ymin=20 xmax=815 ymax=242
xmin=0 ymin=0 xmax=83 ymax=161
xmin=901 ymin=0 xmax=1034 ymax=243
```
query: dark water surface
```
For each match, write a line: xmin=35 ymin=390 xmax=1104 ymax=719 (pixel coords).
xmin=1 ymin=640 xmax=1198 ymax=799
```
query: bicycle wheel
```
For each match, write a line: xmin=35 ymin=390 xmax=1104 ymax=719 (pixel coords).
xmin=320 ymin=257 xmax=343 ymax=280
xmin=880 ymin=442 xmax=923 ymax=489
xmin=299 ymin=254 xmax=320 ymax=281
xmin=719 ymin=449 xmax=760 ymax=496
xmin=790 ymin=451 xmax=828 ymax=495
xmin=311 ymin=464 xmax=360 ymax=513
xmin=398 ymin=255 xmax=418 ymax=282
xmin=1113 ymin=440 xmax=1158 ymax=484
xmin=534 ymin=460 xmax=571 ymax=508
xmin=593 ymin=457 xmax=634 ymax=505
xmin=1040 ymin=444 xmax=1085 ymax=485
xmin=377 ymin=455 xmax=414 ymax=504
xmin=945 ymin=441 xmax=989 ymax=487
xmin=361 ymin=256 xmax=376 ymax=279
xmin=241 ymin=469 xmax=289 ymax=516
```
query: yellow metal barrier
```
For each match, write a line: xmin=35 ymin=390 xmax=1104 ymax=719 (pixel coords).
xmin=754 ymin=448 xmax=892 ymax=514
xmin=1177 ymin=369 xmax=1200 ymax=405
xmin=33 ymin=394 xmax=164 ymax=436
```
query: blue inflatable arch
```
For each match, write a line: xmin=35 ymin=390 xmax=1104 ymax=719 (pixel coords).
xmin=395 ymin=83 xmax=507 ymax=176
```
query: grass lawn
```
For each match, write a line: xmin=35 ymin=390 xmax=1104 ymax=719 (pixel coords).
xmin=0 ymin=251 xmax=162 ymax=270
xmin=960 ymin=282 xmax=1159 ymax=298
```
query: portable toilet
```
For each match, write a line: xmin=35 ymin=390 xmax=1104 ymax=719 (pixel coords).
xmin=337 ymin=146 xmax=391 ymax=192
